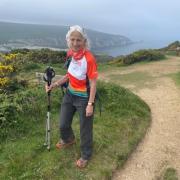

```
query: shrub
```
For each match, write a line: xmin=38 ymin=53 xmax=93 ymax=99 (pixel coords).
xmin=109 ymin=49 xmax=165 ymax=66
xmin=0 ymin=53 xmax=28 ymax=92
xmin=0 ymin=59 xmax=14 ymax=88
xmin=25 ymin=49 xmax=66 ymax=64
xmin=0 ymin=86 xmax=62 ymax=140
xmin=10 ymin=48 xmax=30 ymax=54
xmin=122 ymin=49 xmax=165 ymax=65
xmin=162 ymin=41 xmax=180 ymax=51
xmin=23 ymin=62 xmax=41 ymax=71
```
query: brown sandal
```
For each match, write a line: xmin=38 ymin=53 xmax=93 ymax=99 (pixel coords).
xmin=76 ymin=158 xmax=88 ymax=168
xmin=56 ymin=139 xmax=75 ymax=149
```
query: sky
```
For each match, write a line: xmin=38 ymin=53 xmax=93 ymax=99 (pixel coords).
xmin=0 ymin=0 xmax=180 ymax=42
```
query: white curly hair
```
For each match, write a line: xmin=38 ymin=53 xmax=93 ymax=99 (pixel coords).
xmin=66 ymin=25 xmax=90 ymax=49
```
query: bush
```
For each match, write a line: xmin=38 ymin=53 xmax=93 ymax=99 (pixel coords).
xmin=109 ymin=49 xmax=165 ymax=66
xmin=122 ymin=49 xmax=165 ymax=65
xmin=0 ymin=89 xmax=43 ymax=139
xmin=23 ymin=62 xmax=41 ymax=71
xmin=0 ymin=52 xmax=31 ymax=93
xmin=162 ymin=41 xmax=180 ymax=51
xmin=25 ymin=48 xmax=66 ymax=64
xmin=0 ymin=86 xmax=62 ymax=140
xmin=0 ymin=94 xmax=19 ymax=138
xmin=10 ymin=48 xmax=30 ymax=54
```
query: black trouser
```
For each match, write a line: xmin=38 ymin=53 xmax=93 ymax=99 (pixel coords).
xmin=59 ymin=91 xmax=93 ymax=160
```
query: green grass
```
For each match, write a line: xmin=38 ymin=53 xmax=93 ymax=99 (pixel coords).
xmin=97 ymin=63 xmax=116 ymax=72
xmin=163 ymin=168 xmax=178 ymax=180
xmin=168 ymin=71 xmax=180 ymax=87
xmin=16 ymin=62 xmax=66 ymax=86
xmin=0 ymin=81 xmax=151 ymax=180
xmin=109 ymin=71 xmax=156 ymax=90
xmin=165 ymin=51 xmax=177 ymax=56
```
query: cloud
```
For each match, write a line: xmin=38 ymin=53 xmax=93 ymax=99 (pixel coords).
xmin=0 ymin=0 xmax=180 ymax=41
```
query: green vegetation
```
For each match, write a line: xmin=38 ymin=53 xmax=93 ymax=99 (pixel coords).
xmin=161 ymin=41 xmax=180 ymax=51
xmin=109 ymin=71 xmax=157 ymax=90
xmin=168 ymin=72 xmax=180 ymax=87
xmin=109 ymin=49 xmax=165 ymax=65
xmin=0 ymin=50 xmax=65 ymax=139
xmin=94 ymin=54 xmax=113 ymax=63
xmin=0 ymin=88 xmax=49 ymax=139
xmin=0 ymin=21 xmax=131 ymax=51
xmin=160 ymin=41 xmax=180 ymax=56
xmin=0 ymin=82 xmax=151 ymax=179
xmin=11 ymin=48 xmax=67 ymax=64
xmin=165 ymin=51 xmax=177 ymax=56
xmin=0 ymin=49 xmax=151 ymax=179
xmin=163 ymin=168 xmax=178 ymax=180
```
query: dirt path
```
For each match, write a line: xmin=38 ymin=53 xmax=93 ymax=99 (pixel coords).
xmin=99 ymin=56 xmax=180 ymax=179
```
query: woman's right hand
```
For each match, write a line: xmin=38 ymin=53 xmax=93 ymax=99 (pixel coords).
xmin=45 ymin=84 xmax=53 ymax=93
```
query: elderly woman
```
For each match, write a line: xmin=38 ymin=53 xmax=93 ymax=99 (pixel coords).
xmin=46 ymin=25 xmax=98 ymax=168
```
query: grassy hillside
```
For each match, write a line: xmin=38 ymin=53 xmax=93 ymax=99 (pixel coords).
xmin=0 ymin=82 xmax=151 ymax=179
xmin=159 ymin=41 xmax=180 ymax=56
xmin=0 ymin=50 xmax=151 ymax=179
xmin=109 ymin=49 xmax=165 ymax=65
xmin=161 ymin=41 xmax=180 ymax=51
xmin=0 ymin=21 xmax=132 ymax=51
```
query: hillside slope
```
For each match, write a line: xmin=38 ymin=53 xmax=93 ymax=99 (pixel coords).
xmin=99 ymin=56 xmax=180 ymax=179
xmin=0 ymin=21 xmax=132 ymax=51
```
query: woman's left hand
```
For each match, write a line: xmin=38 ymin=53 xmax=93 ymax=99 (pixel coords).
xmin=86 ymin=105 xmax=94 ymax=117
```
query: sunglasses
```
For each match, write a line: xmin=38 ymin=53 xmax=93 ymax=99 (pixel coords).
xmin=69 ymin=25 xmax=85 ymax=33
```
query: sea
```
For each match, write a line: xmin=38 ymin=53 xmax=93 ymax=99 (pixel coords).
xmin=0 ymin=40 xmax=173 ymax=57
xmin=93 ymin=40 xmax=172 ymax=57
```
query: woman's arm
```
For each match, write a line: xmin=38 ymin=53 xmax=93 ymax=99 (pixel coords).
xmin=86 ymin=78 xmax=97 ymax=117
xmin=45 ymin=75 xmax=68 ymax=92
xmin=88 ymin=78 xmax=97 ymax=103
xmin=53 ymin=75 xmax=69 ymax=88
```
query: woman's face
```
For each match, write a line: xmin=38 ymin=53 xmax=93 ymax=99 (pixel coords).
xmin=69 ymin=31 xmax=86 ymax=52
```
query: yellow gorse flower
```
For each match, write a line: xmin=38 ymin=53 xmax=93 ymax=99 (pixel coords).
xmin=2 ymin=53 xmax=17 ymax=61
xmin=0 ymin=64 xmax=13 ymax=76
xmin=0 ymin=53 xmax=18 ymax=88
xmin=0 ymin=77 xmax=9 ymax=87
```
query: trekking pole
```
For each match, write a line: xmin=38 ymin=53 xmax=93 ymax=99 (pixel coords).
xmin=43 ymin=66 xmax=55 ymax=151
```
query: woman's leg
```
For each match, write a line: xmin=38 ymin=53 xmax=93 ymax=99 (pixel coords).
xmin=59 ymin=93 xmax=76 ymax=142
xmin=76 ymin=97 xmax=93 ymax=160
